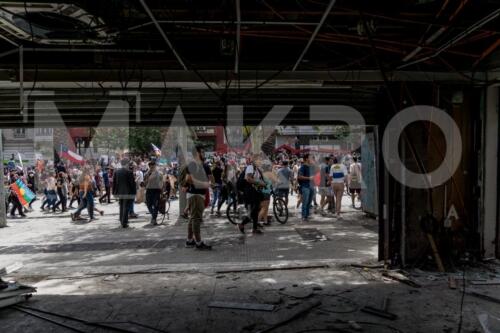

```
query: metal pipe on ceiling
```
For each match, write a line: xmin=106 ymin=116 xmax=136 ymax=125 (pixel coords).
xmin=398 ymin=7 xmax=500 ymax=69
xmin=235 ymin=0 xmax=241 ymax=74
xmin=127 ymin=20 xmax=319 ymax=32
xmin=138 ymin=0 xmax=187 ymax=70
xmin=292 ymin=0 xmax=337 ymax=71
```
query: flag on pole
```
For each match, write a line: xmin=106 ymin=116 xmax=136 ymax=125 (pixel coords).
xmin=60 ymin=145 xmax=85 ymax=165
xmin=151 ymin=143 xmax=161 ymax=157
xmin=10 ymin=179 xmax=35 ymax=207
xmin=17 ymin=152 xmax=23 ymax=169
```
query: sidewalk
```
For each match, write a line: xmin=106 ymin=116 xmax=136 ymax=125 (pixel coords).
xmin=0 ymin=195 xmax=378 ymax=276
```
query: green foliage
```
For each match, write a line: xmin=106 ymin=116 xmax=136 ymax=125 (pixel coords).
xmin=129 ymin=128 xmax=161 ymax=153
xmin=92 ymin=127 xmax=162 ymax=153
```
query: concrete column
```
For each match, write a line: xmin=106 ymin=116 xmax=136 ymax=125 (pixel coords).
xmin=0 ymin=129 xmax=6 ymax=227
xmin=483 ymin=86 xmax=499 ymax=257
xmin=178 ymin=126 xmax=188 ymax=218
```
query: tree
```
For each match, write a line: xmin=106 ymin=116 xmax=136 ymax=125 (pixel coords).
xmin=129 ymin=128 xmax=161 ymax=154
xmin=92 ymin=128 xmax=129 ymax=151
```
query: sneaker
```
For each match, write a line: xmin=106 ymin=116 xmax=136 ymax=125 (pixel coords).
xmin=99 ymin=210 xmax=104 ymax=216
xmin=185 ymin=239 xmax=196 ymax=248
xmin=20 ymin=214 xmax=27 ymax=217
xmin=129 ymin=213 xmax=138 ymax=219
xmin=70 ymin=213 xmax=76 ymax=221
xmin=238 ymin=224 xmax=245 ymax=234
xmin=195 ymin=242 xmax=212 ymax=250
xmin=150 ymin=218 xmax=158 ymax=226
xmin=252 ymin=229 xmax=263 ymax=235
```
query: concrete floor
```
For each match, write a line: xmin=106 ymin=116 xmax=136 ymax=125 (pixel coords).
xmin=0 ymin=194 xmax=496 ymax=332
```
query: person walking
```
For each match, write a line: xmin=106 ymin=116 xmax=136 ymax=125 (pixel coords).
xmin=184 ymin=146 xmax=213 ymax=250
xmin=99 ymin=167 xmax=111 ymax=204
xmin=144 ymin=161 xmax=164 ymax=225
xmin=112 ymin=159 xmax=136 ymax=228
xmin=71 ymin=167 xmax=95 ymax=221
xmin=54 ymin=172 xmax=68 ymax=213
xmin=298 ymin=154 xmax=314 ymax=222
xmin=330 ymin=157 xmax=348 ymax=217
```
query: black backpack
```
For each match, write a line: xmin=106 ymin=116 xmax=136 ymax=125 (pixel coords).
xmin=236 ymin=170 xmax=248 ymax=193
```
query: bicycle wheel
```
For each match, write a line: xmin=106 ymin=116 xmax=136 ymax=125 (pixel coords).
xmin=273 ymin=198 xmax=289 ymax=224
xmin=226 ymin=199 xmax=239 ymax=225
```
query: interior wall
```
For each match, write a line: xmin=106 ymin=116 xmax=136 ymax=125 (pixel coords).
xmin=483 ymin=86 xmax=499 ymax=258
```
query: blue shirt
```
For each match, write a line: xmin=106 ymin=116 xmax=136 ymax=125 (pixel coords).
xmin=298 ymin=165 xmax=312 ymax=188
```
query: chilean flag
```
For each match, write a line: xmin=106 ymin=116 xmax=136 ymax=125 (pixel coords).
xmin=60 ymin=145 xmax=85 ymax=165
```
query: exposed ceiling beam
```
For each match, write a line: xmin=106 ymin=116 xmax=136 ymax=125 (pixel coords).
xmin=398 ymin=7 xmax=500 ymax=69
xmin=473 ymin=38 xmax=500 ymax=68
xmin=138 ymin=0 xmax=187 ymax=70
xmin=235 ymin=0 xmax=241 ymax=74
xmin=292 ymin=0 xmax=337 ymax=71
xmin=1 ymin=69 xmax=492 ymax=84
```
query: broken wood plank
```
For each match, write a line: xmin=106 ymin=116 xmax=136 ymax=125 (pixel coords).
xmin=208 ymin=301 xmax=275 ymax=312
xmin=382 ymin=271 xmax=421 ymax=288
xmin=257 ymin=300 xmax=321 ymax=333
xmin=215 ymin=264 xmax=328 ymax=274
xmin=467 ymin=291 xmax=500 ymax=305
xmin=426 ymin=234 xmax=446 ymax=273
xmin=350 ymin=263 xmax=384 ymax=269
xmin=360 ymin=305 xmax=398 ymax=320
xmin=470 ymin=279 xmax=500 ymax=286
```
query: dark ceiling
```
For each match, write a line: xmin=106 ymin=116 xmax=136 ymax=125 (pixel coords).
xmin=0 ymin=0 xmax=498 ymax=74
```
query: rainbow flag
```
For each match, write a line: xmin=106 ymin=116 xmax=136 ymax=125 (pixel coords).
xmin=10 ymin=179 xmax=35 ymax=207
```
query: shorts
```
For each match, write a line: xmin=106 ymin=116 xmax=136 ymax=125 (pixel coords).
xmin=318 ymin=187 xmax=328 ymax=196
xmin=349 ymin=188 xmax=361 ymax=194
xmin=275 ymin=189 xmax=289 ymax=198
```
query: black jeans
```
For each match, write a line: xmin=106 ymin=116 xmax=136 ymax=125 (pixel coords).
xmin=119 ymin=199 xmax=132 ymax=227
xmin=99 ymin=185 xmax=111 ymax=203
xmin=244 ymin=187 xmax=262 ymax=231
xmin=146 ymin=189 xmax=161 ymax=220
xmin=54 ymin=188 xmax=67 ymax=211
xmin=9 ymin=195 xmax=23 ymax=216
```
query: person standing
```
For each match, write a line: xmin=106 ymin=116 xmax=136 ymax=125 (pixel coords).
xmin=184 ymin=146 xmax=213 ymax=250
xmin=112 ymin=159 xmax=136 ymax=228
xmin=240 ymin=154 xmax=265 ymax=235
xmin=276 ymin=160 xmax=292 ymax=207
xmin=144 ymin=161 xmax=164 ymax=225
xmin=298 ymin=154 xmax=314 ymax=222
xmin=348 ymin=156 xmax=362 ymax=209
xmin=330 ymin=157 xmax=348 ymax=217
xmin=210 ymin=160 xmax=224 ymax=215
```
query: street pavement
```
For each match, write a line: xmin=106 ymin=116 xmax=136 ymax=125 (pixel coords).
xmin=0 ymin=193 xmax=378 ymax=276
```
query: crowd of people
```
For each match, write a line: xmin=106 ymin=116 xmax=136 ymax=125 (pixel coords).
xmin=3 ymin=147 xmax=363 ymax=251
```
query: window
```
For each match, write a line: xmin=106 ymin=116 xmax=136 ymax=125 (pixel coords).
xmin=13 ymin=128 xmax=25 ymax=138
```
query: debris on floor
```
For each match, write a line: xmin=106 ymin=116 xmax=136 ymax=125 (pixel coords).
xmin=208 ymin=301 xmax=276 ymax=312
xmin=0 ymin=278 xmax=36 ymax=309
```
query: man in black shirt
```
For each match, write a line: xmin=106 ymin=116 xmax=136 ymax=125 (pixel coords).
xmin=210 ymin=160 xmax=224 ymax=215
xmin=185 ymin=146 xmax=213 ymax=250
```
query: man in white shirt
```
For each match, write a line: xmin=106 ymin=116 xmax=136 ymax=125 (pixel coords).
xmin=330 ymin=157 xmax=348 ymax=217
xmin=348 ymin=156 xmax=362 ymax=209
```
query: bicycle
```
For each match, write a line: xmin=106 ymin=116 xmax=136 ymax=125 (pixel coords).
xmin=271 ymin=189 xmax=289 ymax=224
xmin=226 ymin=187 xmax=289 ymax=225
